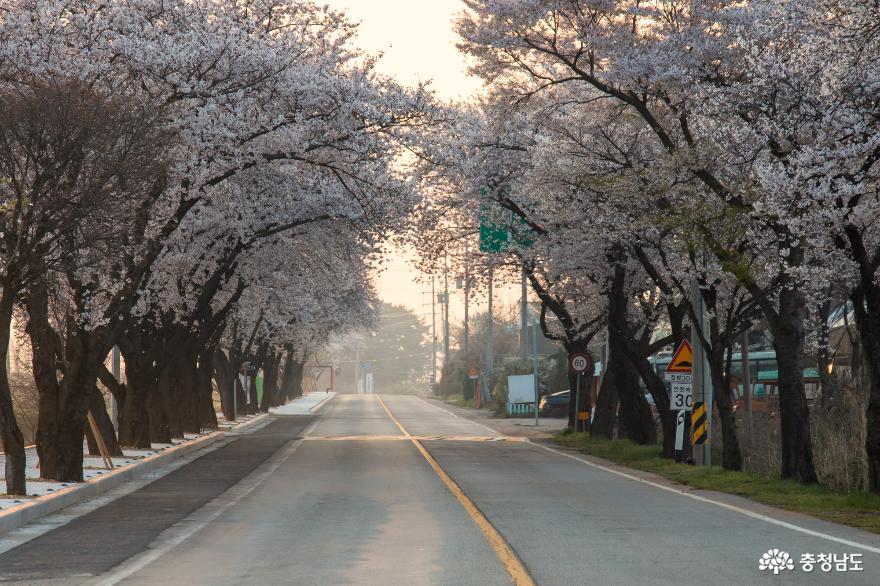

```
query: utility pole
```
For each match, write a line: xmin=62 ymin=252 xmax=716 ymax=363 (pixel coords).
xmin=485 ymin=267 xmax=494 ymax=402
xmin=431 ymin=277 xmax=437 ymax=392
xmin=520 ymin=266 xmax=528 ymax=359
xmin=443 ymin=255 xmax=450 ymax=366
xmin=463 ymin=267 xmax=470 ymax=369
xmin=532 ymin=314 xmax=539 ymax=426
xmin=691 ymin=280 xmax=712 ymax=466
xmin=741 ymin=330 xmax=752 ymax=450
xmin=354 ymin=347 xmax=360 ymax=395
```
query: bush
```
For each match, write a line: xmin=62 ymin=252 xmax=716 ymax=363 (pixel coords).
xmin=726 ymin=371 xmax=868 ymax=492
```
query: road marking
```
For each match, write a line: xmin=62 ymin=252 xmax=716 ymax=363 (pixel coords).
xmin=303 ymin=435 xmax=527 ymax=442
xmin=94 ymin=419 xmax=319 ymax=586
xmin=416 ymin=397 xmax=501 ymax=435
xmin=530 ymin=441 xmax=880 ymax=556
xmin=376 ymin=395 xmax=535 ymax=586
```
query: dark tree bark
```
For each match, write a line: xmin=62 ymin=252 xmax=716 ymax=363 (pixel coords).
xmin=214 ymin=348 xmax=236 ymax=419
xmin=592 ymin=357 xmax=619 ymax=439
xmin=260 ymin=350 xmax=281 ymax=412
xmin=707 ymin=339 xmax=742 ymax=471
xmin=85 ymin=386 xmax=123 ymax=457
xmin=607 ymin=262 xmax=655 ymax=444
xmin=116 ymin=344 xmax=153 ymax=449
xmin=0 ymin=290 xmax=26 ymax=495
xmin=196 ymin=345 xmax=219 ymax=429
xmin=41 ymin=324 xmax=104 ymax=482
xmin=851 ymin=285 xmax=880 ymax=492
xmin=772 ymin=284 xmax=818 ymax=483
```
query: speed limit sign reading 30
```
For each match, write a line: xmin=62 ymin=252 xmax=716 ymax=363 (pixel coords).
xmin=671 ymin=382 xmax=694 ymax=411
xmin=569 ymin=353 xmax=590 ymax=374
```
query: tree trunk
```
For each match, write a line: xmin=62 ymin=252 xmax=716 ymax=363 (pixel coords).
xmin=116 ymin=349 xmax=152 ymax=448
xmin=773 ymin=286 xmax=818 ymax=483
xmin=85 ymin=386 xmax=123 ymax=457
xmin=625 ymin=350 xmax=675 ymax=457
xmin=148 ymin=370 xmax=172 ymax=444
xmin=197 ymin=347 xmax=218 ymax=429
xmin=276 ymin=352 xmax=296 ymax=407
xmin=607 ymin=264 xmax=655 ymax=444
xmin=852 ymin=285 xmax=880 ymax=492
xmin=44 ymin=326 xmax=102 ymax=482
xmin=0 ymin=290 xmax=26 ymax=495
xmin=708 ymin=344 xmax=742 ymax=471
xmin=167 ymin=349 xmax=201 ymax=434
xmin=213 ymin=348 xmax=235 ymax=419
xmin=260 ymin=350 xmax=281 ymax=412
xmin=592 ymin=357 xmax=619 ymax=439
xmin=282 ymin=359 xmax=304 ymax=402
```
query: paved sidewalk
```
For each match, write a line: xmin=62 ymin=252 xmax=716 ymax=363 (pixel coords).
xmin=270 ymin=391 xmax=335 ymax=415
xmin=0 ymin=417 xmax=314 ymax=582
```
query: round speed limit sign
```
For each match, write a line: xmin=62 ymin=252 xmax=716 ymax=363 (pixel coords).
xmin=569 ymin=353 xmax=590 ymax=374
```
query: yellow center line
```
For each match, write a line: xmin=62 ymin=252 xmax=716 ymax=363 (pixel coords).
xmin=375 ymin=395 xmax=535 ymax=586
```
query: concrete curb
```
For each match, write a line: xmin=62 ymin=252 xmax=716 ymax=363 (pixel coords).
xmin=0 ymin=413 xmax=270 ymax=536
xmin=309 ymin=392 xmax=335 ymax=413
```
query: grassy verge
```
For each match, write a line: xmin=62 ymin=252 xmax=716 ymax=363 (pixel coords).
xmin=554 ymin=433 xmax=880 ymax=534
xmin=441 ymin=393 xmax=475 ymax=409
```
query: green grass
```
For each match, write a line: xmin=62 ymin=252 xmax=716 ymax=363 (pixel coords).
xmin=441 ymin=393 xmax=474 ymax=409
xmin=554 ymin=433 xmax=880 ymax=534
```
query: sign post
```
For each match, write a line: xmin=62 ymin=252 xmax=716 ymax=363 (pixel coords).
xmin=468 ymin=367 xmax=479 ymax=406
xmin=569 ymin=353 xmax=590 ymax=432
xmin=664 ymin=340 xmax=694 ymax=463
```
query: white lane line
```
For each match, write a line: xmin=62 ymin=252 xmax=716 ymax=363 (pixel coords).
xmin=414 ymin=396 xmax=500 ymax=435
xmin=95 ymin=419 xmax=319 ymax=586
xmin=530 ymin=441 xmax=880 ymax=555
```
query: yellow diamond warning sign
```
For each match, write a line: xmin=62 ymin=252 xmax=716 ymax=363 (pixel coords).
xmin=665 ymin=340 xmax=693 ymax=374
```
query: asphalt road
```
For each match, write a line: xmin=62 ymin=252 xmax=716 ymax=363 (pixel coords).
xmin=1 ymin=394 xmax=880 ymax=585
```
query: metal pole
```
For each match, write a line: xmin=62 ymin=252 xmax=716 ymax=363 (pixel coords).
xmin=464 ymin=267 xmax=470 ymax=370
xmin=691 ymin=280 xmax=711 ymax=466
xmin=111 ymin=346 xmax=121 ymax=431
xmin=431 ymin=277 xmax=437 ymax=392
xmin=354 ymin=347 xmax=360 ymax=395
xmin=485 ymin=267 xmax=494 ymax=402
xmin=741 ymin=330 xmax=752 ymax=450
xmin=520 ymin=266 xmax=528 ymax=359
xmin=575 ymin=372 xmax=581 ymax=432
xmin=533 ymin=316 xmax=539 ymax=426
xmin=443 ymin=255 xmax=450 ymax=366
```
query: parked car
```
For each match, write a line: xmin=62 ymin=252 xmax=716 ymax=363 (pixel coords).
xmin=538 ymin=390 xmax=570 ymax=417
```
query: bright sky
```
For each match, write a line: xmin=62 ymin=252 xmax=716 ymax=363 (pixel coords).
xmin=324 ymin=1 xmax=464 ymax=317
xmin=325 ymin=0 xmax=481 ymax=101
xmin=324 ymin=1 xmax=518 ymax=326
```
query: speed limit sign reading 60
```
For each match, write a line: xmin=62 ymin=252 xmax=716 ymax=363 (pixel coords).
xmin=671 ymin=382 xmax=694 ymax=411
xmin=569 ymin=353 xmax=590 ymax=374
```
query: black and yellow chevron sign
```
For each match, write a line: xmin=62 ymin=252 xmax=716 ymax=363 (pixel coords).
xmin=692 ymin=402 xmax=707 ymax=445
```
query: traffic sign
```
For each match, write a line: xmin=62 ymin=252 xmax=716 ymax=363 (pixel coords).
xmin=666 ymin=340 xmax=693 ymax=413
xmin=468 ymin=367 xmax=479 ymax=380
xmin=569 ymin=353 xmax=590 ymax=374
xmin=670 ymin=382 xmax=694 ymax=411
xmin=577 ymin=411 xmax=590 ymax=421
xmin=665 ymin=340 xmax=693 ymax=373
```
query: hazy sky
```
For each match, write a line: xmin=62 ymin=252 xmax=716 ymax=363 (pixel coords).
xmin=324 ymin=0 xmax=519 ymax=324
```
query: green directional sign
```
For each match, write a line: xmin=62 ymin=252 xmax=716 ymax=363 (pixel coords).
xmin=479 ymin=197 xmax=536 ymax=253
